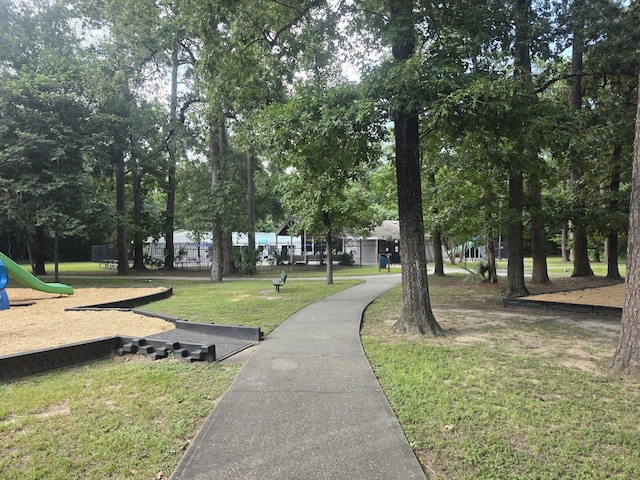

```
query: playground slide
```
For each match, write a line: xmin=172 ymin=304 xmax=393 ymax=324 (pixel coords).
xmin=0 ymin=252 xmax=74 ymax=295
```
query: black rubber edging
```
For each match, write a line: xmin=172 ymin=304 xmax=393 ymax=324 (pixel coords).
xmin=2 ymin=286 xmax=262 ymax=380
xmin=503 ymin=297 xmax=622 ymax=319
xmin=65 ymin=286 xmax=173 ymax=311
xmin=1 ymin=287 xmax=174 ymax=381
xmin=0 ymin=337 xmax=122 ymax=382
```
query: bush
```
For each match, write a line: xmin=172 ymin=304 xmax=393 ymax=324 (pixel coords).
xmin=339 ymin=252 xmax=355 ymax=266
xmin=233 ymin=247 xmax=258 ymax=275
xmin=476 ymin=260 xmax=490 ymax=280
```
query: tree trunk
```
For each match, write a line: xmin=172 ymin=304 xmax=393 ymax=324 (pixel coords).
xmin=132 ymin=157 xmax=146 ymax=271
xmin=607 ymin=144 xmax=622 ymax=279
xmin=210 ymin=120 xmax=223 ymax=283
xmin=506 ymin=0 xmax=531 ymax=297
xmin=506 ymin=169 xmax=529 ymax=296
xmin=607 ymin=234 xmax=621 ymax=279
xmin=483 ymin=186 xmax=498 ymax=283
xmin=223 ymin=232 xmax=234 ymax=276
xmin=569 ymin=16 xmax=593 ymax=278
xmin=32 ymin=225 xmax=47 ymax=275
xmin=247 ymin=150 xmax=256 ymax=253
xmin=485 ymin=230 xmax=498 ymax=283
xmin=432 ymin=227 xmax=445 ymax=276
xmin=115 ymin=154 xmax=129 ymax=275
xmin=324 ymin=212 xmax=334 ymax=285
xmin=429 ymin=172 xmax=445 ymax=276
xmin=165 ymin=149 xmax=176 ymax=270
xmin=571 ymin=222 xmax=593 ymax=276
xmin=164 ymin=49 xmax=179 ymax=270
xmin=389 ymin=0 xmax=443 ymax=336
xmin=610 ymin=71 xmax=640 ymax=374
xmin=561 ymin=223 xmax=570 ymax=262
xmin=211 ymin=224 xmax=223 ymax=282
xmin=53 ymin=225 xmax=60 ymax=283
xmin=529 ymin=174 xmax=550 ymax=284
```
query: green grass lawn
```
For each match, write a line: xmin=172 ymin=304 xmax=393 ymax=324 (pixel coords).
xmin=465 ymin=256 xmax=627 ymax=278
xmin=138 ymin=278 xmax=364 ymax=335
xmin=30 ymin=261 xmax=400 ymax=277
xmin=0 ymin=360 xmax=241 ymax=480
xmin=23 ymin=256 xmax=625 ymax=280
xmin=362 ymin=274 xmax=639 ymax=479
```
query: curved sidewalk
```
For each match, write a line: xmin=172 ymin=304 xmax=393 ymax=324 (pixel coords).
xmin=170 ymin=274 xmax=426 ymax=480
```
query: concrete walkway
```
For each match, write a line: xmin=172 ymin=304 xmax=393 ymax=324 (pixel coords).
xmin=170 ymin=274 xmax=426 ymax=480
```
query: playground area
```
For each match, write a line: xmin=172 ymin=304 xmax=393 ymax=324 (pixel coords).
xmin=0 ymin=287 xmax=174 ymax=356
xmin=0 ymin=243 xmax=626 ymax=362
xmin=0 ymin=281 xmax=625 ymax=358
xmin=526 ymin=282 xmax=624 ymax=308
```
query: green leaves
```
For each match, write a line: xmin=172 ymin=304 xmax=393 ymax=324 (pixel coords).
xmin=253 ymin=82 xmax=385 ymax=239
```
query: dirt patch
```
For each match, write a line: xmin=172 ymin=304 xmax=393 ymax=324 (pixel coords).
xmin=427 ymin=306 xmax=621 ymax=375
xmin=0 ymin=288 xmax=174 ymax=356
xmin=366 ymin=277 xmax=626 ymax=377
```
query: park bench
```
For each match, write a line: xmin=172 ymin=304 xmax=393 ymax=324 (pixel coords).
xmin=272 ymin=271 xmax=287 ymax=292
xmin=99 ymin=259 xmax=118 ymax=269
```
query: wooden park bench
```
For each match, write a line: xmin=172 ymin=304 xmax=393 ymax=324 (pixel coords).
xmin=272 ymin=271 xmax=287 ymax=293
xmin=99 ymin=259 xmax=118 ymax=269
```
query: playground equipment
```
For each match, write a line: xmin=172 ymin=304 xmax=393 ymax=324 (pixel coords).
xmin=0 ymin=259 xmax=9 ymax=310
xmin=0 ymin=252 xmax=74 ymax=297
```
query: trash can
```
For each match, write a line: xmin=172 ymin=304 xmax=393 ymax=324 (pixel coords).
xmin=379 ymin=254 xmax=388 ymax=269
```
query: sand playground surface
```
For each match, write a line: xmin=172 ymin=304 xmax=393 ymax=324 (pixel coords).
xmin=526 ymin=282 xmax=625 ymax=308
xmin=0 ymin=288 xmax=175 ymax=356
xmin=0 ymin=283 xmax=625 ymax=358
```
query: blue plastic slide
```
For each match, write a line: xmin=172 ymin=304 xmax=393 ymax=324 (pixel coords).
xmin=0 ymin=252 xmax=74 ymax=296
xmin=0 ymin=258 xmax=9 ymax=310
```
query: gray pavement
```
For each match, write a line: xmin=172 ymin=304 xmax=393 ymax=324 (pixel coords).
xmin=170 ymin=274 xmax=427 ymax=480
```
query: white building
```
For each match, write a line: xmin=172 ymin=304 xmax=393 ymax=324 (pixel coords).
xmin=344 ymin=220 xmax=437 ymax=266
xmin=144 ymin=220 xmax=436 ymax=268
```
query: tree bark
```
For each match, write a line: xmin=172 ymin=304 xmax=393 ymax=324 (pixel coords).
xmin=610 ymin=71 xmax=640 ymax=374
xmin=390 ymin=0 xmax=443 ymax=336
xmin=132 ymin=156 xmax=146 ymax=271
xmin=483 ymin=186 xmax=498 ymax=283
xmin=561 ymin=223 xmax=570 ymax=262
xmin=569 ymin=14 xmax=593 ymax=278
xmin=485 ymin=230 xmax=498 ymax=283
xmin=506 ymin=0 xmax=531 ymax=297
xmin=324 ymin=212 xmax=334 ymax=285
xmin=164 ymin=49 xmax=179 ymax=270
xmin=529 ymin=174 xmax=550 ymax=284
xmin=570 ymin=180 xmax=593 ymax=276
xmin=223 ymin=233 xmax=234 ymax=276
xmin=429 ymin=172 xmax=445 ymax=276
xmin=115 ymin=153 xmax=129 ymax=275
xmin=607 ymin=144 xmax=623 ymax=279
xmin=211 ymin=225 xmax=223 ymax=282
xmin=506 ymin=168 xmax=529 ymax=296
xmin=432 ymin=227 xmax=445 ymax=276
xmin=210 ymin=119 xmax=224 ymax=282
xmin=53 ymin=226 xmax=60 ymax=283
xmin=32 ymin=225 xmax=47 ymax=275
xmin=247 ymin=150 xmax=256 ymax=253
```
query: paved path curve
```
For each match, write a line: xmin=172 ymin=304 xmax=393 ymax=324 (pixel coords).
xmin=170 ymin=274 xmax=426 ymax=480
